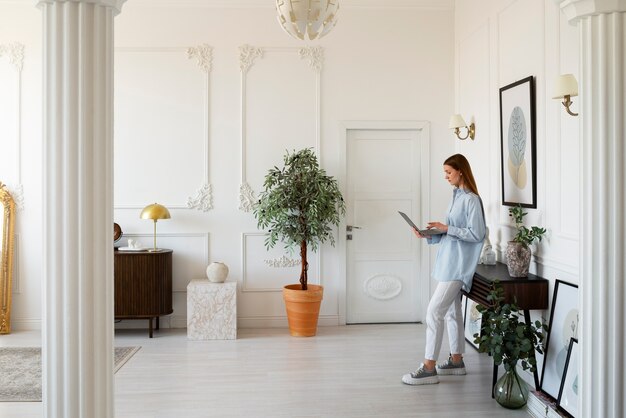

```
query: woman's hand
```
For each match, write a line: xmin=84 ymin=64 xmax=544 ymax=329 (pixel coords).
xmin=412 ymin=228 xmax=426 ymax=239
xmin=427 ymin=221 xmax=448 ymax=233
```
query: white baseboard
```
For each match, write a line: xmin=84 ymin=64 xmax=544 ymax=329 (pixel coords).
xmin=11 ymin=318 xmax=42 ymax=330
xmin=237 ymin=315 xmax=339 ymax=329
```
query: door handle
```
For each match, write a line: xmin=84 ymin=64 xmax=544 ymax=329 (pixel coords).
xmin=346 ymin=225 xmax=362 ymax=232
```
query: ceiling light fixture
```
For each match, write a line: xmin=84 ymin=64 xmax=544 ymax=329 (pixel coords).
xmin=276 ymin=0 xmax=340 ymax=41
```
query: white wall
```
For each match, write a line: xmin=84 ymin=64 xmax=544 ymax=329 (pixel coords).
xmin=453 ymin=0 xmax=580 ymax=381
xmin=0 ymin=0 xmax=455 ymax=330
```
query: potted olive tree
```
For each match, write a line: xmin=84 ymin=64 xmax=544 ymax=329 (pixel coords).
xmin=474 ymin=281 xmax=548 ymax=409
xmin=506 ymin=205 xmax=546 ymax=277
xmin=254 ymin=148 xmax=345 ymax=337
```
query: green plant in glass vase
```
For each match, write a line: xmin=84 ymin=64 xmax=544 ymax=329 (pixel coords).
xmin=474 ymin=281 xmax=548 ymax=409
xmin=506 ymin=204 xmax=546 ymax=277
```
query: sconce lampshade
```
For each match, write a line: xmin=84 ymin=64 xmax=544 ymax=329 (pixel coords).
xmin=140 ymin=203 xmax=171 ymax=252
xmin=449 ymin=114 xmax=467 ymax=129
xmin=276 ymin=0 xmax=340 ymax=41
xmin=552 ymin=74 xmax=578 ymax=99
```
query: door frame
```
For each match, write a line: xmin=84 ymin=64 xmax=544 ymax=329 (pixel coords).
xmin=337 ymin=120 xmax=432 ymax=325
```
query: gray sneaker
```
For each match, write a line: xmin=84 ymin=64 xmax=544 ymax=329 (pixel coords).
xmin=401 ymin=364 xmax=439 ymax=385
xmin=436 ymin=356 xmax=466 ymax=375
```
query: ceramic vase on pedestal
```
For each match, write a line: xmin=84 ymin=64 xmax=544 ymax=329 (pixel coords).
xmin=505 ymin=242 xmax=531 ymax=277
xmin=494 ymin=367 xmax=530 ymax=409
xmin=206 ymin=262 xmax=229 ymax=283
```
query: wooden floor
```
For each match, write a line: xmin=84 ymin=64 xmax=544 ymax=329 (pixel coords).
xmin=1 ymin=324 xmax=530 ymax=417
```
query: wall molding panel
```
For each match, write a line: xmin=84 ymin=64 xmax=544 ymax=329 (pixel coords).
xmin=238 ymin=45 xmax=322 ymax=212
xmin=115 ymin=44 xmax=213 ymax=212
xmin=0 ymin=42 xmax=24 ymax=211
xmin=186 ymin=44 xmax=214 ymax=211
xmin=121 ymin=232 xmax=210 ymax=292
xmin=241 ymin=232 xmax=320 ymax=292
xmin=238 ymin=44 xmax=264 ymax=212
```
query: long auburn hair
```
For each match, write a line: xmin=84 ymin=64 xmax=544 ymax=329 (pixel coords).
xmin=444 ymin=154 xmax=479 ymax=196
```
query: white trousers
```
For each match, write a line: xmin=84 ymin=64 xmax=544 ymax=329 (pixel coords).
xmin=424 ymin=280 xmax=465 ymax=361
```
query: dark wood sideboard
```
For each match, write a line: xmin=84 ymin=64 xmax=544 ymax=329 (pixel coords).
xmin=114 ymin=249 xmax=173 ymax=338
xmin=462 ymin=262 xmax=549 ymax=394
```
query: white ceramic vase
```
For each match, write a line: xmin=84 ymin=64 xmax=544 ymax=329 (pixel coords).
xmin=206 ymin=262 xmax=229 ymax=283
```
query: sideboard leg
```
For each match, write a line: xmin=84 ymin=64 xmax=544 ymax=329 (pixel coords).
xmin=149 ymin=317 xmax=153 ymax=338
xmin=156 ymin=316 xmax=160 ymax=330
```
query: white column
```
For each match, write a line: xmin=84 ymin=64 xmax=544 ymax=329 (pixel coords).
xmin=558 ymin=1 xmax=626 ymax=417
xmin=38 ymin=1 xmax=125 ymax=417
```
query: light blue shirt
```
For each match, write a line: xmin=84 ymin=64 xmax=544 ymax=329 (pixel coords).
xmin=427 ymin=187 xmax=486 ymax=292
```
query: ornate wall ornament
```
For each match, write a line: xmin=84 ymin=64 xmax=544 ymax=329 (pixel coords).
xmin=187 ymin=183 xmax=213 ymax=212
xmin=363 ymin=274 xmax=402 ymax=301
xmin=0 ymin=42 xmax=24 ymax=73
xmin=238 ymin=182 xmax=256 ymax=212
xmin=264 ymin=255 xmax=301 ymax=268
xmin=299 ymin=46 xmax=323 ymax=73
xmin=187 ymin=44 xmax=212 ymax=73
xmin=239 ymin=44 xmax=263 ymax=73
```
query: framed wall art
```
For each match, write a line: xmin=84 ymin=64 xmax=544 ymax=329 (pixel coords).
xmin=540 ymin=280 xmax=579 ymax=400
xmin=499 ymin=75 xmax=537 ymax=208
xmin=557 ymin=338 xmax=579 ymax=417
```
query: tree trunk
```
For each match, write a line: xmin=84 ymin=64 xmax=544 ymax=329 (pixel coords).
xmin=299 ymin=240 xmax=308 ymax=290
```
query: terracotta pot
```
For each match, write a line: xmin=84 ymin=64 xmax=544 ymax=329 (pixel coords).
xmin=506 ymin=241 xmax=531 ymax=277
xmin=282 ymin=284 xmax=323 ymax=337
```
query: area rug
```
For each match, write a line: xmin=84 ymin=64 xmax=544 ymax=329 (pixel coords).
xmin=0 ymin=346 xmax=140 ymax=402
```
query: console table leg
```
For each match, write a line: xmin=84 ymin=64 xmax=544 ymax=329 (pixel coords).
xmin=524 ymin=309 xmax=540 ymax=389
xmin=149 ymin=317 xmax=153 ymax=338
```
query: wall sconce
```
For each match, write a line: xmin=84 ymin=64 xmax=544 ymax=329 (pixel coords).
xmin=553 ymin=74 xmax=578 ymax=116
xmin=449 ymin=114 xmax=475 ymax=140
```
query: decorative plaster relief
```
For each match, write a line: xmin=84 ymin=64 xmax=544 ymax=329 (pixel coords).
xmin=364 ymin=274 xmax=402 ymax=300
xmin=264 ymin=255 xmax=301 ymax=268
xmin=0 ymin=43 xmax=24 ymax=72
xmin=239 ymin=44 xmax=263 ymax=73
xmin=187 ymin=183 xmax=213 ymax=211
xmin=299 ymin=46 xmax=323 ymax=73
xmin=238 ymin=182 xmax=256 ymax=212
xmin=187 ymin=44 xmax=212 ymax=73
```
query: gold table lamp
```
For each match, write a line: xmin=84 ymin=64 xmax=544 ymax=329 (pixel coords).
xmin=140 ymin=203 xmax=171 ymax=252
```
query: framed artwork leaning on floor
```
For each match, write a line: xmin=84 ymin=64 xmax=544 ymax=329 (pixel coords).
xmin=540 ymin=279 xmax=579 ymax=400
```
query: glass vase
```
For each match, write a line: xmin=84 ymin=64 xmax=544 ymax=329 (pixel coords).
xmin=494 ymin=367 xmax=529 ymax=409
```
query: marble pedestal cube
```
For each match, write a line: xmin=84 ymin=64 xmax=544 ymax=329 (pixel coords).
xmin=187 ymin=280 xmax=237 ymax=340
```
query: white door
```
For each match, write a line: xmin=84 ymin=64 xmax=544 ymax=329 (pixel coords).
xmin=346 ymin=126 xmax=429 ymax=324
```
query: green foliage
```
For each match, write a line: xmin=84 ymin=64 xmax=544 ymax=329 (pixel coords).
xmin=508 ymin=205 xmax=546 ymax=246
xmin=474 ymin=281 xmax=548 ymax=372
xmin=253 ymin=149 xmax=346 ymax=288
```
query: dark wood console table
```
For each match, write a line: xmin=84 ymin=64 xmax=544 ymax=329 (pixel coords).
xmin=114 ymin=249 xmax=173 ymax=338
xmin=462 ymin=262 xmax=549 ymax=394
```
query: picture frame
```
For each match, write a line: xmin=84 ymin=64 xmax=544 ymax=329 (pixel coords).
xmin=540 ymin=280 xmax=579 ymax=400
xmin=499 ymin=75 xmax=537 ymax=208
xmin=557 ymin=338 xmax=579 ymax=417
xmin=464 ymin=298 xmax=482 ymax=350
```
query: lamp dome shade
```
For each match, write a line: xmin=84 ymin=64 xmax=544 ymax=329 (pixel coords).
xmin=552 ymin=74 xmax=578 ymax=99
xmin=140 ymin=203 xmax=171 ymax=220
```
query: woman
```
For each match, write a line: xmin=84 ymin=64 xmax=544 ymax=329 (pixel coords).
xmin=402 ymin=153 xmax=486 ymax=385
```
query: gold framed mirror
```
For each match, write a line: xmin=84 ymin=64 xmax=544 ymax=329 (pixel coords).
xmin=0 ymin=182 xmax=16 ymax=334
